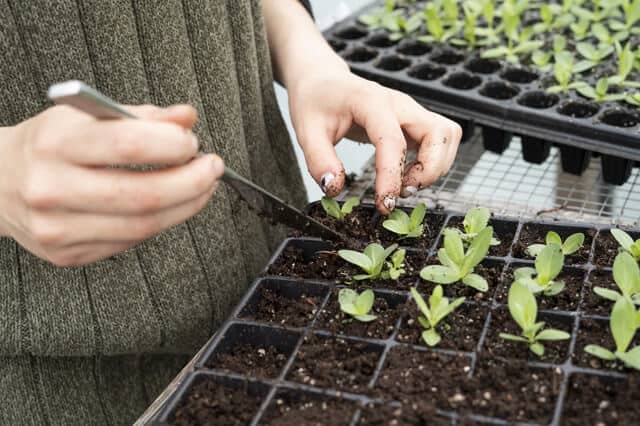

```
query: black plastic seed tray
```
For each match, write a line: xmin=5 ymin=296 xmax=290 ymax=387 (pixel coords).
xmin=151 ymin=204 xmax=640 ymax=425
xmin=322 ymin=2 xmax=640 ymax=185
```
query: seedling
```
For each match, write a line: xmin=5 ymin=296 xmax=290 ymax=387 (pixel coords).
xmin=575 ymin=42 xmax=614 ymax=72
xmin=381 ymin=248 xmax=406 ymax=280
xmin=533 ymin=4 xmax=574 ymax=34
xmin=585 ymin=296 xmax=640 ymax=370
xmin=569 ymin=16 xmax=590 ymax=40
xmin=572 ymin=0 xmax=622 ymax=23
xmin=338 ymin=288 xmax=377 ymax=322
xmin=593 ymin=252 xmax=640 ymax=305
xmin=611 ymin=228 xmax=640 ymax=261
xmin=526 ymin=231 xmax=585 ymax=257
xmin=382 ymin=203 xmax=426 ymax=239
xmin=546 ymin=52 xmax=588 ymax=94
xmin=609 ymin=0 xmax=640 ymax=35
xmin=531 ymin=51 xmax=553 ymax=72
xmin=321 ymin=196 xmax=360 ymax=220
xmin=338 ymin=243 xmax=398 ymax=281
xmin=576 ymin=78 xmax=627 ymax=102
xmin=499 ymin=281 xmax=570 ymax=357
xmin=626 ymin=93 xmax=640 ymax=107
xmin=592 ymin=24 xmax=628 ymax=49
xmin=417 ymin=3 xmax=461 ymax=43
xmin=442 ymin=0 xmax=460 ymax=26
xmin=609 ymin=42 xmax=640 ymax=88
xmin=515 ymin=244 xmax=565 ymax=296
xmin=410 ymin=286 xmax=465 ymax=346
xmin=359 ymin=0 xmax=403 ymax=30
xmin=449 ymin=207 xmax=500 ymax=246
xmin=451 ymin=2 xmax=481 ymax=48
xmin=481 ymin=2 xmax=542 ymax=63
xmin=420 ymin=226 xmax=493 ymax=292
xmin=389 ymin=14 xmax=424 ymax=40
xmin=474 ymin=0 xmax=500 ymax=45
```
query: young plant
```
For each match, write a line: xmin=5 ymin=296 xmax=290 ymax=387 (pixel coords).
xmin=417 ymin=3 xmax=461 ymax=44
xmin=451 ymin=2 xmax=481 ymax=48
xmin=338 ymin=243 xmax=398 ymax=281
xmin=572 ymin=0 xmax=622 ymax=23
xmin=611 ymin=228 xmax=640 ymax=261
xmin=585 ymin=296 xmax=640 ymax=370
xmin=593 ymin=252 xmax=640 ymax=305
xmin=515 ymin=243 xmax=565 ymax=296
xmin=420 ymin=226 xmax=493 ymax=292
xmin=575 ymin=42 xmax=614 ymax=72
xmin=359 ymin=0 xmax=403 ymax=30
xmin=532 ymin=4 xmax=574 ymax=34
xmin=592 ymin=23 xmax=628 ymax=48
xmin=450 ymin=207 xmax=500 ymax=246
xmin=474 ymin=0 xmax=500 ymax=45
xmin=321 ymin=196 xmax=360 ymax=220
xmin=609 ymin=42 xmax=640 ymax=88
xmin=531 ymin=51 xmax=553 ymax=72
xmin=609 ymin=0 xmax=640 ymax=36
xmin=481 ymin=2 xmax=542 ymax=63
xmin=410 ymin=286 xmax=465 ymax=346
xmin=576 ymin=78 xmax=627 ymax=102
xmin=626 ymin=93 xmax=640 ymax=108
xmin=499 ymin=281 xmax=570 ymax=357
xmin=546 ymin=52 xmax=588 ymax=94
xmin=338 ymin=288 xmax=377 ymax=322
xmin=442 ymin=0 xmax=460 ymax=26
xmin=389 ymin=13 xmax=424 ymax=40
xmin=382 ymin=202 xmax=426 ymax=239
xmin=569 ymin=16 xmax=590 ymax=40
xmin=381 ymin=248 xmax=406 ymax=280
xmin=526 ymin=231 xmax=585 ymax=257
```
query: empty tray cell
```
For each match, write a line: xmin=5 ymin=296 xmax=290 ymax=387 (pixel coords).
xmin=334 ymin=25 xmax=368 ymax=40
xmin=444 ymin=216 xmax=518 ymax=257
xmin=373 ymin=345 xmax=471 ymax=410
xmin=261 ymin=388 xmax=358 ymax=426
xmin=238 ymin=278 xmax=329 ymax=328
xmin=467 ymin=357 xmax=562 ymax=424
xmin=601 ymin=155 xmax=633 ymax=185
xmin=482 ymin=308 xmax=573 ymax=364
xmin=358 ymin=402 xmax=452 ymax=425
xmin=512 ymin=222 xmax=595 ymax=265
xmin=593 ymin=228 xmax=640 ymax=267
xmin=365 ymin=33 xmax=398 ymax=48
xmin=442 ymin=72 xmax=482 ymax=90
xmin=200 ymin=323 xmax=299 ymax=379
xmin=517 ymin=91 xmax=560 ymax=109
xmin=328 ymin=39 xmax=347 ymax=53
xmin=557 ymin=100 xmax=599 ymax=118
xmin=479 ymin=81 xmax=520 ymax=100
xmin=342 ymin=46 xmax=378 ymax=63
xmin=500 ymin=67 xmax=539 ymax=84
xmin=287 ymin=333 xmax=383 ymax=393
xmin=561 ymin=373 xmax=640 ymax=426
xmin=482 ymin=127 xmax=512 ymax=154
xmin=581 ymin=269 xmax=616 ymax=316
xmin=430 ymin=48 xmax=465 ymax=65
xmin=600 ymin=109 xmax=639 ymax=128
xmin=266 ymin=238 xmax=339 ymax=281
xmin=161 ymin=373 xmax=269 ymax=425
xmin=465 ymin=57 xmax=501 ymax=74
xmin=374 ymin=54 xmax=411 ymax=71
xmin=421 ymin=258 xmax=506 ymax=302
xmin=573 ymin=317 xmax=640 ymax=371
xmin=314 ymin=288 xmax=406 ymax=340
xmin=396 ymin=39 xmax=432 ymax=56
xmin=396 ymin=301 xmax=489 ymax=352
xmin=520 ymin=135 xmax=552 ymax=164
xmin=495 ymin=263 xmax=586 ymax=312
xmin=407 ymin=62 xmax=447 ymax=81
xmin=559 ymin=144 xmax=592 ymax=175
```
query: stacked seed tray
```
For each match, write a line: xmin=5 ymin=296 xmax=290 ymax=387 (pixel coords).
xmin=322 ymin=0 xmax=640 ymax=185
xmin=151 ymin=202 xmax=640 ymax=425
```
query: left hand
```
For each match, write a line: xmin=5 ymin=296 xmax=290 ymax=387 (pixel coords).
xmin=289 ymin=71 xmax=462 ymax=215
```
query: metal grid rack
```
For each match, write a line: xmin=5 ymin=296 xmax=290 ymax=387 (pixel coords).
xmin=344 ymin=132 xmax=640 ymax=227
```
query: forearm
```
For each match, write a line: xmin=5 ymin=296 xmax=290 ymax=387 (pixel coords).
xmin=262 ymin=0 xmax=349 ymax=90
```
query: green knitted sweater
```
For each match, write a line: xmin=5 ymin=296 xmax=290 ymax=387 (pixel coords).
xmin=0 ymin=1 xmax=307 ymax=424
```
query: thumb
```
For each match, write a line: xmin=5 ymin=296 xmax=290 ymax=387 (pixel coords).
xmin=297 ymin=122 xmax=346 ymax=198
xmin=128 ymin=104 xmax=198 ymax=130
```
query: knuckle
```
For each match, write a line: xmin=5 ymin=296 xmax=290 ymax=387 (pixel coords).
xmin=132 ymin=216 xmax=161 ymax=240
xmin=112 ymin=130 xmax=143 ymax=162
xmin=30 ymin=130 xmax=61 ymax=157
xmin=29 ymin=215 xmax=64 ymax=246
xmin=134 ymin=191 xmax=163 ymax=214
xmin=21 ymin=176 xmax=59 ymax=210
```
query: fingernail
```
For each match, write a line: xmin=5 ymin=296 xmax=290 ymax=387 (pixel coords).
xmin=383 ymin=195 xmax=396 ymax=211
xmin=401 ymin=186 xmax=417 ymax=198
xmin=320 ymin=172 xmax=335 ymax=193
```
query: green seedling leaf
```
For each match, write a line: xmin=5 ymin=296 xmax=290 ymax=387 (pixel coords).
xmin=562 ymin=233 xmax=585 ymax=255
xmin=410 ymin=286 xmax=464 ymax=347
xmin=464 ymin=207 xmax=490 ymax=235
xmin=420 ymin=265 xmax=460 ymax=284
xmin=617 ymin=346 xmax=640 ymax=370
xmin=381 ymin=248 xmax=406 ymax=280
xmin=611 ymin=229 xmax=640 ymax=259
xmin=530 ymin=342 xmax=545 ymax=356
xmin=321 ymin=196 xmax=360 ymax=220
xmin=461 ymin=226 xmax=493 ymax=275
xmin=594 ymin=287 xmax=622 ymax=302
xmin=611 ymin=296 xmax=637 ymax=353
xmin=585 ymin=344 xmax=617 ymax=360
xmin=339 ymin=243 xmax=398 ymax=281
xmin=339 ymin=288 xmax=377 ymax=322
xmin=462 ymin=273 xmax=488 ymax=291
xmin=383 ymin=203 xmax=426 ymax=239
xmin=536 ymin=329 xmax=571 ymax=340
xmin=613 ymin=251 xmax=640 ymax=297
xmin=535 ymin=244 xmax=564 ymax=285
xmin=444 ymin=228 xmax=465 ymax=266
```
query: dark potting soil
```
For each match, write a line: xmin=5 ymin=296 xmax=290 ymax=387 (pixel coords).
xmin=581 ymin=270 xmax=616 ymax=316
xmin=373 ymin=345 xmax=471 ymax=410
xmin=445 ymin=217 xmax=516 ymax=257
xmin=512 ymin=223 xmax=595 ymax=264
xmin=169 ymin=379 xmax=262 ymax=426
xmin=561 ymin=374 xmax=640 ymax=426
xmin=482 ymin=308 xmax=571 ymax=364
xmin=420 ymin=260 xmax=504 ymax=303
xmin=314 ymin=289 xmax=402 ymax=339
xmin=573 ymin=318 xmax=639 ymax=371
xmin=458 ymin=357 xmax=562 ymax=424
xmin=287 ymin=334 xmax=381 ymax=393
xmin=357 ymin=402 xmax=451 ymax=426
xmin=262 ymin=392 xmax=357 ymax=426
xmin=396 ymin=302 xmax=488 ymax=352
xmin=495 ymin=267 xmax=585 ymax=312
xmin=592 ymin=231 xmax=625 ymax=267
xmin=204 ymin=343 xmax=288 ymax=379
xmin=267 ymin=245 xmax=341 ymax=281
xmin=241 ymin=286 xmax=321 ymax=328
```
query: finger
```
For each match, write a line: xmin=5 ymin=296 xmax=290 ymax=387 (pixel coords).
xmin=352 ymin=99 xmax=406 ymax=214
xmin=48 ymin=241 xmax=139 ymax=267
xmin=128 ymin=104 xmax=198 ymax=130
xmin=401 ymin=127 xmax=451 ymax=197
xmin=296 ymin=118 xmax=346 ymax=197
xmin=29 ymin=154 xmax=223 ymax=214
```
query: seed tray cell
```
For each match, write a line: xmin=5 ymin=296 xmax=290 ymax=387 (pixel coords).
xmin=323 ymin=2 xmax=640 ymax=185
xmin=151 ymin=204 xmax=640 ymax=425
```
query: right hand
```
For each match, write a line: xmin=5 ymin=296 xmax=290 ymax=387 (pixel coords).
xmin=0 ymin=104 xmax=223 ymax=267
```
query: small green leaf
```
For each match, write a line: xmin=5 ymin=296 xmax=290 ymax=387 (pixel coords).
xmin=535 ymin=244 xmax=563 ymax=285
xmin=611 ymin=296 xmax=637 ymax=353
xmin=461 ymin=226 xmax=493 ymax=275
xmin=355 ymin=314 xmax=377 ymax=322
xmin=444 ymin=228 xmax=465 ymax=266
xmin=514 ymin=267 xmax=536 ymax=281
xmin=355 ymin=289 xmax=375 ymax=314
xmin=411 ymin=287 xmax=430 ymax=320
xmin=545 ymin=231 xmax=562 ymax=246
xmin=544 ymin=280 xmax=565 ymax=296
xmin=611 ymin=229 xmax=634 ymax=251
xmin=617 ymin=346 xmax=640 ymax=370
xmin=462 ymin=273 xmax=488 ymax=292
xmin=338 ymin=288 xmax=358 ymax=307
xmin=562 ymin=233 xmax=585 ymax=255
xmin=530 ymin=342 xmax=545 ymax=356
xmin=422 ymin=328 xmax=441 ymax=347
xmin=409 ymin=203 xmax=427 ymax=231
xmin=526 ymin=244 xmax=546 ymax=257
xmin=585 ymin=344 xmax=617 ymax=360
xmin=321 ymin=197 xmax=343 ymax=219
xmin=500 ymin=333 xmax=529 ymax=342
xmin=536 ymin=329 xmax=570 ymax=341
xmin=594 ymin=287 xmax=622 ymax=302
xmin=464 ymin=207 xmax=490 ymax=234
xmin=383 ymin=217 xmax=410 ymax=236
xmin=613 ymin=251 xmax=640 ymax=297
xmin=420 ymin=265 xmax=460 ymax=284
xmin=341 ymin=197 xmax=360 ymax=215
xmin=509 ymin=281 xmax=537 ymax=332
xmin=338 ymin=250 xmax=373 ymax=274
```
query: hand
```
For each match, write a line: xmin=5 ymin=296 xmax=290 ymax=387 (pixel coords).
xmin=289 ymin=71 xmax=461 ymax=215
xmin=0 ymin=104 xmax=223 ymax=266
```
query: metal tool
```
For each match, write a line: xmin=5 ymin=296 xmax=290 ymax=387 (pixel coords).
xmin=47 ymin=80 xmax=344 ymax=241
